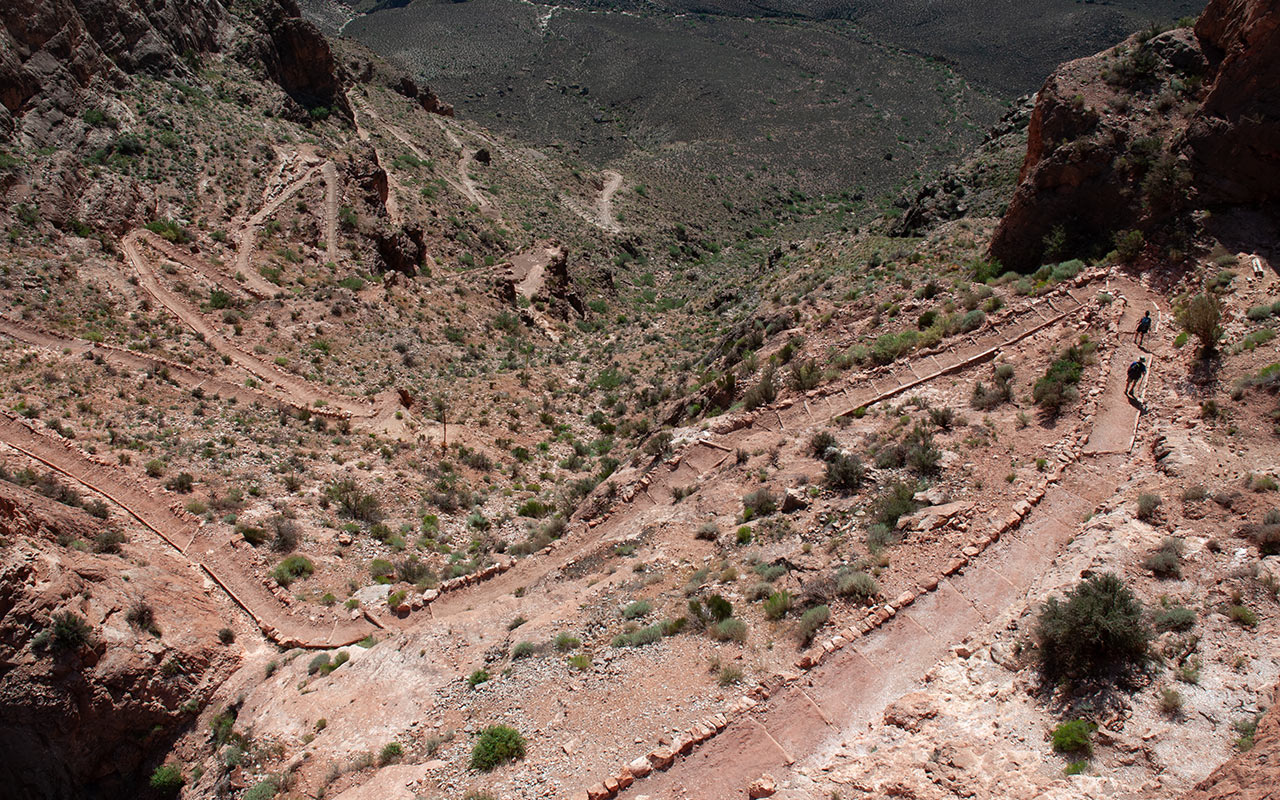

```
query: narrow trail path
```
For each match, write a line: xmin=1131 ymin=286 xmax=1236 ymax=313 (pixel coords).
xmin=0 ymin=412 xmax=383 ymax=648
xmin=0 ymin=315 xmax=345 ymax=420
xmin=595 ymin=170 xmax=623 ymax=233
xmin=322 ymin=161 xmax=340 ymax=264
xmin=233 ymin=161 xmax=324 ymax=297
xmin=122 ymin=232 xmax=379 ymax=420
xmin=1083 ymin=281 xmax=1165 ymax=454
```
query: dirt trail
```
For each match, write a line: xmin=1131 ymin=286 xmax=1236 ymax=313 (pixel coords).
xmin=322 ymin=161 xmax=340 ymax=264
xmin=1082 ymin=282 xmax=1164 ymax=454
xmin=0 ymin=413 xmax=381 ymax=648
xmin=122 ymin=232 xmax=378 ymax=419
xmin=0 ymin=315 xmax=350 ymax=421
xmin=595 ymin=170 xmax=623 ymax=233
xmin=139 ymin=229 xmax=263 ymax=301
xmin=233 ymin=162 xmax=323 ymax=296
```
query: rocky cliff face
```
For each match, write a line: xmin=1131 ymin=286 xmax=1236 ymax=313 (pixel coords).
xmin=0 ymin=481 xmax=235 ymax=799
xmin=0 ymin=0 xmax=346 ymax=140
xmin=989 ymin=0 xmax=1279 ymax=271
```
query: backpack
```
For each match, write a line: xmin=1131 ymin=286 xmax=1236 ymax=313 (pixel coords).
xmin=1137 ymin=315 xmax=1152 ymax=333
xmin=1128 ymin=360 xmax=1146 ymax=380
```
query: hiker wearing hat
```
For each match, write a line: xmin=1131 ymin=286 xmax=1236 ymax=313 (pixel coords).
xmin=1135 ymin=310 xmax=1152 ymax=346
xmin=1126 ymin=357 xmax=1147 ymax=396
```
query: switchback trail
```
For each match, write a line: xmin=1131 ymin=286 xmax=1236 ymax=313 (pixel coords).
xmin=0 ymin=413 xmax=383 ymax=649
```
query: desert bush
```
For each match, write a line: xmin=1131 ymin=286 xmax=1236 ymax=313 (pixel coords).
xmin=874 ymin=481 xmax=919 ymax=529
xmin=1141 ymin=536 xmax=1181 ymax=578
xmin=48 ymin=611 xmax=92 ymax=652
xmin=711 ymin=618 xmax=747 ymax=643
xmin=705 ymin=594 xmax=733 ymax=621
xmin=270 ymin=516 xmax=299 ymax=552
xmin=789 ymin=359 xmax=822 ymax=391
xmin=622 ymin=600 xmax=652 ymax=619
xmin=837 ymin=570 xmax=879 ymax=602
xmin=1136 ymin=493 xmax=1161 ymax=521
xmin=971 ymin=364 xmax=1015 ymax=410
xmin=218 ymin=627 xmax=235 ymax=644
xmin=809 ymin=431 xmax=838 ymax=460
xmin=1051 ymin=719 xmax=1096 ymax=754
xmin=511 ymin=641 xmax=535 ymax=659
xmin=695 ymin=522 xmax=719 ymax=541
xmin=93 ymin=529 xmax=125 ymax=554
xmin=1228 ymin=605 xmax=1258 ymax=629
xmin=763 ymin=591 xmax=791 ymax=620
xmin=1033 ymin=346 xmax=1086 ymax=416
xmin=396 ymin=555 xmax=432 ymax=585
xmin=1181 ymin=485 xmax=1208 ymax=502
xmin=742 ymin=365 xmax=778 ymax=409
xmin=165 ymin=472 xmax=194 ymax=493
xmin=796 ymin=605 xmax=830 ymax=646
xmin=1035 ymin=573 xmax=1151 ymax=685
xmin=1180 ymin=294 xmax=1222 ymax=356
xmin=871 ymin=330 xmax=918 ymax=365
xmin=308 ymin=653 xmax=331 ymax=675
xmin=1159 ymin=687 xmax=1184 ymax=717
xmin=326 ymin=478 xmax=381 ymax=522
xmin=126 ymin=601 xmax=159 ymax=635
xmin=1153 ymin=604 xmax=1196 ymax=632
xmin=612 ymin=624 xmax=664 ymax=648
xmin=717 ymin=664 xmax=744 ymax=686
xmin=272 ymin=555 xmax=313 ymax=587
xmin=554 ymin=632 xmax=580 ymax=651
xmin=470 ymin=725 xmax=526 ymax=771
xmin=824 ymin=452 xmax=866 ymax=494
xmin=379 ymin=742 xmax=403 ymax=765
xmin=468 ymin=669 xmax=490 ymax=687
xmin=149 ymin=764 xmax=184 ymax=795
xmin=742 ymin=488 xmax=778 ymax=520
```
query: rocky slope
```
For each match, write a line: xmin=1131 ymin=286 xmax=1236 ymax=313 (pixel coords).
xmin=1187 ymin=685 xmax=1280 ymax=800
xmin=0 ymin=480 xmax=236 ymax=799
xmin=989 ymin=0 xmax=1279 ymax=271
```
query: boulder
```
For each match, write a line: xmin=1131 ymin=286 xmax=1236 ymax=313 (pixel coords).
xmin=747 ymin=773 xmax=777 ymax=798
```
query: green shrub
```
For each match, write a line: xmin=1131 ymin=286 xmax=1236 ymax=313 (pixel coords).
xmin=1228 ymin=605 xmax=1258 ymax=629
xmin=272 ymin=555 xmax=314 ymax=587
xmin=705 ymin=594 xmax=733 ymax=621
xmin=742 ymin=488 xmax=778 ymax=520
xmin=622 ymin=600 xmax=651 ymax=619
xmin=1140 ymin=536 xmax=1180 ymax=578
xmin=612 ymin=624 xmax=664 ymax=648
xmin=470 ymin=725 xmax=527 ymax=771
xmin=308 ymin=653 xmax=331 ymax=675
xmin=149 ymin=764 xmax=184 ymax=794
xmin=837 ymin=570 xmax=879 ymax=602
xmin=809 ymin=431 xmax=839 ymax=460
xmin=1180 ymin=294 xmax=1222 ymax=355
xmin=1033 ymin=346 xmax=1086 ymax=416
xmin=1153 ymin=605 xmax=1196 ymax=632
xmin=468 ymin=669 xmax=490 ymax=687
xmin=1051 ymin=719 xmax=1096 ymax=754
xmin=871 ymin=330 xmax=918 ymax=365
xmin=796 ymin=605 xmax=830 ymax=645
xmin=554 ymin=633 xmax=580 ymax=651
xmin=1136 ymin=493 xmax=1161 ymax=521
xmin=763 ymin=591 xmax=791 ymax=620
xmin=1035 ymin=573 xmax=1151 ymax=685
xmin=1159 ymin=687 xmax=1184 ymax=717
xmin=49 ymin=611 xmax=92 ymax=651
xmin=379 ymin=741 xmax=403 ymax=765
xmin=824 ymin=452 xmax=866 ymax=494
xmin=511 ymin=641 xmax=535 ymax=659
xmin=874 ymin=481 xmax=919 ymax=529
xmin=243 ymin=778 xmax=279 ymax=800
xmin=711 ymin=618 xmax=747 ymax=643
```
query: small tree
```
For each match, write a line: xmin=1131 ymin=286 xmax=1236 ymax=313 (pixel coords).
xmin=1036 ymin=573 xmax=1151 ymax=686
xmin=1180 ymin=293 xmax=1222 ymax=356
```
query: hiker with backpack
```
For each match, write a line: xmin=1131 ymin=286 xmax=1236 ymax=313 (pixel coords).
xmin=1125 ymin=357 xmax=1147 ymax=396
xmin=1134 ymin=310 xmax=1152 ymax=346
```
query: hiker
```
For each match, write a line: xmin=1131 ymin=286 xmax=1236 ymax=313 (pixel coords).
xmin=1125 ymin=357 xmax=1147 ymax=396
xmin=1135 ymin=310 xmax=1152 ymax=345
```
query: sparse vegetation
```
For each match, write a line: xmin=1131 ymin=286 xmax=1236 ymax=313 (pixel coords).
xmin=470 ymin=725 xmax=526 ymax=771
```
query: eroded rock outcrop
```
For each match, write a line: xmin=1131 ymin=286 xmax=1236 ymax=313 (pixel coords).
xmin=990 ymin=0 xmax=1279 ymax=271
